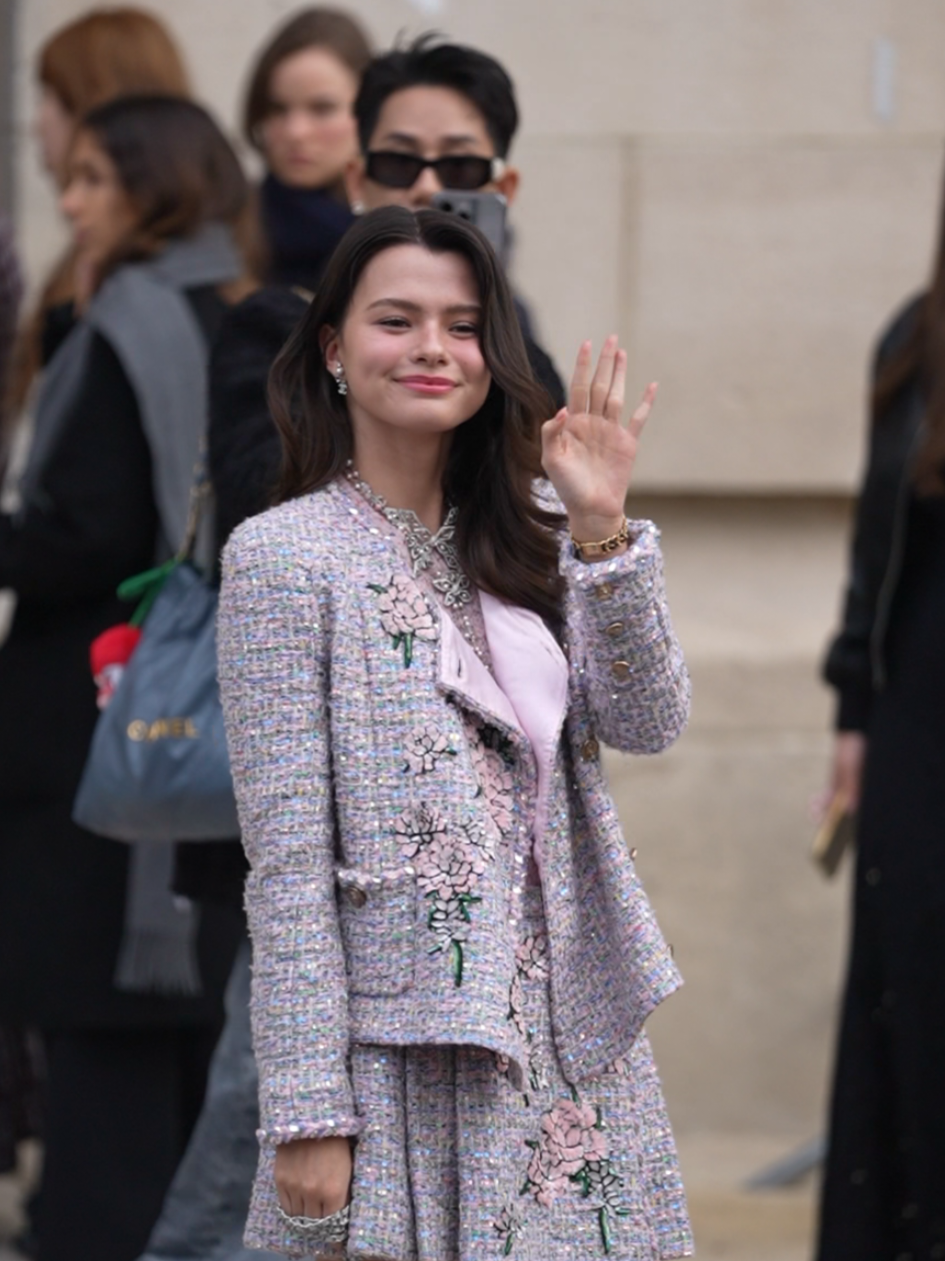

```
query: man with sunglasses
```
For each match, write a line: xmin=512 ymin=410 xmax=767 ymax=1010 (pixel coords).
xmin=345 ymin=36 xmax=521 ymax=213
xmin=344 ymin=35 xmax=564 ymax=406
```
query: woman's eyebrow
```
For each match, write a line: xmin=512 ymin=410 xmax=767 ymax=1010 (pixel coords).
xmin=365 ymin=298 xmax=482 ymax=315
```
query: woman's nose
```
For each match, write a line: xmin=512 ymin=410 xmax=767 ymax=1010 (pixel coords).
xmin=414 ymin=321 xmax=447 ymax=360
xmin=59 ymin=184 xmax=79 ymax=218
xmin=284 ymin=109 xmax=310 ymax=139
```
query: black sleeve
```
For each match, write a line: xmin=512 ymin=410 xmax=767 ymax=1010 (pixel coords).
xmin=822 ymin=296 xmax=923 ymax=731
xmin=185 ymin=288 xmax=308 ymax=912
xmin=823 ymin=428 xmax=887 ymax=732
xmin=0 ymin=332 xmax=157 ymax=604
xmin=208 ymin=287 xmax=309 ymax=553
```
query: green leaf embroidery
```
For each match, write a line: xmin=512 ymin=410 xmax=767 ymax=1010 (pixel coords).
xmin=450 ymin=939 xmax=464 ymax=986
xmin=599 ymin=1206 xmax=613 ymax=1255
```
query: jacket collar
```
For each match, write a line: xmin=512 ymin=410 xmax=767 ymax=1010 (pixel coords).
xmin=437 ymin=593 xmax=569 ymax=866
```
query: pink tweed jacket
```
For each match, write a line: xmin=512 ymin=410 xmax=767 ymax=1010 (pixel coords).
xmin=217 ymin=477 xmax=690 ymax=1154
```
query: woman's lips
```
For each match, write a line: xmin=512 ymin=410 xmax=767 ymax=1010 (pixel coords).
xmin=397 ymin=376 xmax=457 ymax=395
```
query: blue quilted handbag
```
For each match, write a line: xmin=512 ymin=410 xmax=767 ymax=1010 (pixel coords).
xmin=72 ymin=458 xmax=238 ymax=843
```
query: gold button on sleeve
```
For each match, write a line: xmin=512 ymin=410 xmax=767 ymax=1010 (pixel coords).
xmin=604 ymin=621 xmax=625 ymax=638
xmin=581 ymin=737 xmax=600 ymax=761
xmin=611 ymin=660 xmax=631 ymax=681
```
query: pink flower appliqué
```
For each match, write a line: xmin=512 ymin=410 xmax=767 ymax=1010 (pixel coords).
xmin=508 ymin=971 xmax=527 ymax=1039
xmin=520 ymin=1091 xmax=630 ymax=1253
xmin=404 ymin=725 xmax=456 ymax=775
xmin=467 ymin=723 xmax=516 ymax=836
xmin=369 ymin=573 xmax=437 ymax=667
xmin=414 ymin=834 xmax=486 ymax=900
xmin=515 ymin=931 xmax=549 ymax=982
xmin=393 ymin=806 xmax=491 ymax=988
xmin=525 ymin=1099 xmax=608 ymax=1207
xmin=394 ymin=804 xmax=448 ymax=860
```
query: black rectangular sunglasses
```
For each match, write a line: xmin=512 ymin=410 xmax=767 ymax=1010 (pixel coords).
xmin=365 ymin=151 xmax=505 ymax=191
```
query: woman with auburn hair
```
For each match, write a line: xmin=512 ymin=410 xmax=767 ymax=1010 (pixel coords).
xmin=217 ymin=205 xmax=693 ymax=1260
xmin=0 ymin=96 xmax=248 ymax=1261
xmin=817 ymin=167 xmax=945 ymax=1257
xmin=35 ymin=6 xmax=189 ymax=184
xmin=242 ymin=7 xmax=371 ymax=290
xmin=3 ymin=7 xmax=189 ymax=440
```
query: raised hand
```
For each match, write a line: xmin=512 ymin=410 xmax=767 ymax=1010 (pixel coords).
xmin=541 ymin=335 xmax=656 ymax=545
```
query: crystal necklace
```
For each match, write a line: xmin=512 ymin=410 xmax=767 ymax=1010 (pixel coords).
xmin=344 ymin=462 xmax=473 ymax=610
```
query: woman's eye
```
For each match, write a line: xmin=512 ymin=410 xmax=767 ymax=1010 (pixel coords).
xmin=310 ymin=101 xmax=339 ymax=117
xmin=378 ymin=317 xmax=410 ymax=329
xmin=451 ymin=323 xmax=479 ymax=337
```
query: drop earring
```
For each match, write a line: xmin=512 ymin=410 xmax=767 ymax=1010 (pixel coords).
xmin=333 ymin=364 xmax=348 ymax=396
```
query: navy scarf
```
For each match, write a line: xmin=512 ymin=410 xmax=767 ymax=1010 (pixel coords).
xmin=260 ymin=173 xmax=353 ymax=291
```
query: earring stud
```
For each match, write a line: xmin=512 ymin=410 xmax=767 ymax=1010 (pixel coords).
xmin=333 ymin=364 xmax=348 ymax=396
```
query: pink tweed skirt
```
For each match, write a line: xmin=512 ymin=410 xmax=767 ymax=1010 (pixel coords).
xmin=247 ymin=891 xmax=692 ymax=1261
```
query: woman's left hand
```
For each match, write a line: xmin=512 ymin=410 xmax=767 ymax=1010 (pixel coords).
xmin=541 ymin=335 xmax=656 ymax=544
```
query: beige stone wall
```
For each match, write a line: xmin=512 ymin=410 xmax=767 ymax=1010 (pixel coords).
xmin=10 ymin=1 xmax=943 ymax=1145
xmin=13 ymin=0 xmax=945 ymax=489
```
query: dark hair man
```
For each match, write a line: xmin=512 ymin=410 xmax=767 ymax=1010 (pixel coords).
xmin=343 ymin=35 xmax=562 ymax=403
xmin=345 ymin=35 xmax=521 ymax=212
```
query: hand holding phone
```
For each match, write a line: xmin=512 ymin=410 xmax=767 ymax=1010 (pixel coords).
xmin=431 ymin=191 xmax=507 ymax=259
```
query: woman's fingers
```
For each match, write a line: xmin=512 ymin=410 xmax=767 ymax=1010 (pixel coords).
xmin=589 ymin=334 xmax=619 ymax=416
xmin=627 ymin=381 xmax=658 ymax=439
xmin=568 ymin=340 xmax=593 ymax=415
xmin=603 ymin=348 xmax=627 ymax=423
xmin=275 ymin=1135 xmax=352 ymax=1222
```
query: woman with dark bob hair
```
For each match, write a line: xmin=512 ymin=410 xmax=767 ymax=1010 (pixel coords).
xmin=0 ymin=96 xmax=248 ymax=1261
xmin=218 ymin=205 xmax=693 ymax=1260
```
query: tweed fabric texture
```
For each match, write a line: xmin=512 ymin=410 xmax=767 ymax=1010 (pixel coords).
xmin=246 ymin=889 xmax=692 ymax=1258
xmin=217 ymin=477 xmax=691 ymax=1254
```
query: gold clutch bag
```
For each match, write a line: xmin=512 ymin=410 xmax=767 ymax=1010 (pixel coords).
xmin=811 ymin=792 xmax=856 ymax=878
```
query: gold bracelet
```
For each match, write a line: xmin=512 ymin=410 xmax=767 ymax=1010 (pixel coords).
xmin=570 ymin=517 xmax=630 ymax=561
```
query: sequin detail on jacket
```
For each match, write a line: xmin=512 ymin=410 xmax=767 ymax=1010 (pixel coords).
xmin=217 ymin=476 xmax=691 ymax=1250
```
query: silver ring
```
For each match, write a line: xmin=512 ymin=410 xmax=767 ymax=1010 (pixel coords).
xmin=276 ymin=1202 xmax=350 ymax=1242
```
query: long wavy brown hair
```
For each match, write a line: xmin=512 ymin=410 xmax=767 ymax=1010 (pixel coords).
xmin=270 ymin=206 xmax=565 ymax=627
xmin=873 ymin=178 xmax=945 ymax=495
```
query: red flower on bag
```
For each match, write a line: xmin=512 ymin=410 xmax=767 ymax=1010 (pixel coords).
xmin=89 ymin=623 xmax=142 ymax=710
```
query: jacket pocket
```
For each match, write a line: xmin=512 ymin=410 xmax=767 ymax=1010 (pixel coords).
xmin=335 ymin=866 xmax=416 ymax=997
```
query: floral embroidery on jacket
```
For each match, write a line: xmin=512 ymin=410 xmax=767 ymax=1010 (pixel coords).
xmin=404 ymin=724 xmax=456 ymax=775
xmin=493 ymin=1199 xmax=526 ymax=1256
xmin=467 ymin=718 xmax=517 ymax=836
xmin=522 ymin=1094 xmax=630 ymax=1254
xmin=394 ymin=805 xmax=492 ymax=986
xmin=498 ymin=929 xmax=550 ymax=1099
xmin=519 ymin=1094 xmax=630 ymax=1250
xmin=368 ymin=573 xmax=437 ymax=667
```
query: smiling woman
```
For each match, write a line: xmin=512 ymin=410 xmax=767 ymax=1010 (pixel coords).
xmin=218 ymin=205 xmax=694 ymax=1260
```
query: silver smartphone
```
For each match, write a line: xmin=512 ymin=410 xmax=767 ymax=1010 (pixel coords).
xmin=431 ymin=190 xmax=508 ymax=259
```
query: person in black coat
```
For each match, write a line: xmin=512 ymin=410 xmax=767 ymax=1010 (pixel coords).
xmin=817 ymin=191 xmax=945 ymax=1253
xmin=0 ymin=99 xmax=249 ymax=1261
